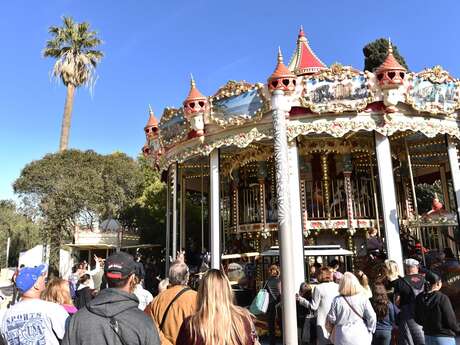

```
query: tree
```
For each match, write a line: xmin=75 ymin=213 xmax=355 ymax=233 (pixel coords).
xmin=119 ymin=156 xmax=166 ymax=246
xmin=43 ymin=16 xmax=104 ymax=151
xmin=0 ymin=200 xmax=41 ymax=267
xmin=14 ymin=150 xmax=143 ymax=273
xmin=363 ymin=38 xmax=409 ymax=72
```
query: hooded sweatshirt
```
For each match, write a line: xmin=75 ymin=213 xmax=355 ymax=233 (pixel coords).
xmin=63 ymin=288 xmax=161 ymax=345
xmin=415 ymin=290 xmax=460 ymax=337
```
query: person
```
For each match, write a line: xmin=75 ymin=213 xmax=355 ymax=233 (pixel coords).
xmin=265 ymin=264 xmax=282 ymax=345
xmin=42 ymin=278 xmax=78 ymax=315
xmin=356 ymin=270 xmax=372 ymax=299
xmin=92 ymin=256 xmax=105 ymax=291
xmin=135 ymin=254 xmax=146 ymax=281
xmin=134 ymin=276 xmax=154 ymax=311
xmin=367 ymin=228 xmax=384 ymax=258
xmin=145 ymin=255 xmax=197 ymax=345
xmin=68 ymin=265 xmax=79 ymax=299
xmin=0 ymin=264 xmax=69 ymax=345
xmin=10 ymin=264 xmax=24 ymax=306
xmin=158 ymin=278 xmax=170 ymax=294
xmin=75 ymin=273 xmax=94 ymax=309
xmin=297 ymin=267 xmax=339 ymax=345
xmin=415 ymin=271 xmax=460 ymax=345
xmin=328 ymin=260 xmax=343 ymax=283
xmin=63 ymin=251 xmax=161 ymax=345
xmin=392 ymin=258 xmax=425 ymax=345
xmin=296 ymin=282 xmax=316 ymax=345
xmin=176 ymin=269 xmax=259 ymax=345
xmin=326 ymin=272 xmax=377 ymax=345
xmin=371 ymin=283 xmax=398 ymax=345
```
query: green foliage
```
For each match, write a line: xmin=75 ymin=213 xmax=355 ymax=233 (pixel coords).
xmin=119 ymin=156 xmax=166 ymax=245
xmin=43 ymin=16 xmax=103 ymax=87
xmin=14 ymin=150 xmax=144 ymax=272
xmin=363 ymin=38 xmax=409 ymax=72
xmin=0 ymin=200 xmax=41 ymax=267
xmin=415 ymin=180 xmax=443 ymax=214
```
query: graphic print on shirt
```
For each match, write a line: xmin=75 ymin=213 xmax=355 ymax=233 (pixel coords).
xmin=4 ymin=312 xmax=46 ymax=345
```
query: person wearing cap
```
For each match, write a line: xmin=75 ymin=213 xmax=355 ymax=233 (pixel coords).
xmin=391 ymin=258 xmax=425 ymax=345
xmin=0 ymin=264 xmax=69 ymax=345
xmin=144 ymin=253 xmax=197 ymax=345
xmin=415 ymin=271 xmax=459 ymax=345
xmin=63 ymin=252 xmax=160 ymax=345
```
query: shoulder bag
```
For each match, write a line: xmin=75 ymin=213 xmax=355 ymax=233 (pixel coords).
xmin=160 ymin=287 xmax=191 ymax=331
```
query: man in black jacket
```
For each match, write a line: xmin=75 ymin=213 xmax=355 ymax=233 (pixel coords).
xmin=63 ymin=252 xmax=161 ymax=345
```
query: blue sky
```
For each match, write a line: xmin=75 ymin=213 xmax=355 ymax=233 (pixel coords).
xmin=1 ymin=0 xmax=460 ymax=200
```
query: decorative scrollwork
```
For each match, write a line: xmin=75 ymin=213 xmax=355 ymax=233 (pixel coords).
xmin=212 ymin=80 xmax=256 ymax=99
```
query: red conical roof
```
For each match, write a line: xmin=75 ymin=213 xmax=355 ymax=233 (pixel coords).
xmin=376 ymin=42 xmax=406 ymax=73
xmin=270 ymin=47 xmax=295 ymax=80
xmin=145 ymin=107 xmax=158 ymax=129
xmin=288 ymin=26 xmax=326 ymax=75
xmin=185 ymin=74 xmax=206 ymax=101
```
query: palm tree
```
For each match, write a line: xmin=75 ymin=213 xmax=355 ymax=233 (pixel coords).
xmin=43 ymin=16 xmax=104 ymax=151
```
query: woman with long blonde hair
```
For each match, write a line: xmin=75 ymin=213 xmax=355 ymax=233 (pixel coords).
xmin=176 ymin=269 xmax=258 ymax=345
xmin=42 ymin=278 xmax=77 ymax=315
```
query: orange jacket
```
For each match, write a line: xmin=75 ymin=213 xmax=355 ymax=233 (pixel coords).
xmin=145 ymin=285 xmax=197 ymax=345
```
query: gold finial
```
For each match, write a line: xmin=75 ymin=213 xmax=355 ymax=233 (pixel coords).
xmin=388 ymin=37 xmax=393 ymax=54
xmin=190 ymin=73 xmax=196 ymax=88
xmin=148 ymin=104 xmax=153 ymax=114
xmin=277 ymin=46 xmax=284 ymax=63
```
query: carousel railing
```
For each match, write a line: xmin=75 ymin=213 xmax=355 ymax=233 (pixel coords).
xmin=301 ymin=177 xmax=376 ymax=220
xmin=238 ymin=184 xmax=261 ymax=224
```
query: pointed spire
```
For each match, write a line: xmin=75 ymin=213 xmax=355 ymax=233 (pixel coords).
xmin=288 ymin=27 xmax=326 ymax=75
xmin=277 ymin=46 xmax=284 ymax=63
xmin=145 ymin=107 xmax=158 ymax=130
xmin=375 ymin=40 xmax=406 ymax=73
xmin=298 ymin=25 xmax=305 ymax=39
xmin=185 ymin=74 xmax=206 ymax=102
xmin=270 ymin=47 xmax=295 ymax=80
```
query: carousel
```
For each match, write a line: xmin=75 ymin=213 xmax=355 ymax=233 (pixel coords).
xmin=142 ymin=27 xmax=460 ymax=341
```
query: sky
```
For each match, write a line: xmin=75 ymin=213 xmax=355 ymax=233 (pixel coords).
xmin=1 ymin=0 xmax=460 ymax=200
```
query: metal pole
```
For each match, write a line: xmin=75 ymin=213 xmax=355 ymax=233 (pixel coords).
xmin=165 ymin=166 xmax=171 ymax=274
xmin=404 ymin=138 xmax=425 ymax=266
xmin=271 ymin=89 xmax=298 ymax=345
xmin=201 ymin=161 xmax=205 ymax=252
xmin=209 ymin=149 xmax=221 ymax=269
xmin=369 ymin=153 xmax=381 ymax=234
xmin=179 ymin=167 xmax=185 ymax=251
xmin=374 ymin=132 xmax=404 ymax=275
xmin=172 ymin=163 xmax=178 ymax=261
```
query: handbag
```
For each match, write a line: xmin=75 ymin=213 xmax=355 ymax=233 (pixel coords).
xmin=249 ymin=283 xmax=269 ymax=315
xmin=325 ymin=318 xmax=336 ymax=344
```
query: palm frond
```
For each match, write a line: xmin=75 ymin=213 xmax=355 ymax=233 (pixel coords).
xmin=43 ymin=16 xmax=104 ymax=89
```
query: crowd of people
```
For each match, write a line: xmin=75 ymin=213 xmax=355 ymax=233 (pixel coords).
xmin=0 ymin=251 xmax=459 ymax=345
xmin=292 ymin=258 xmax=459 ymax=345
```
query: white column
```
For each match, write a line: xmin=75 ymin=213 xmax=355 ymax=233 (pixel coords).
xmin=272 ymin=90 xmax=298 ymax=345
xmin=446 ymin=136 xmax=460 ymax=221
xmin=171 ymin=163 xmax=178 ymax=261
xmin=209 ymin=150 xmax=221 ymax=269
xmin=375 ymin=132 xmax=404 ymax=274
xmin=287 ymin=141 xmax=306 ymax=288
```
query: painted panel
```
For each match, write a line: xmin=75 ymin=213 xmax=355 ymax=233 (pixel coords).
xmin=301 ymin=74 xmax=372 ymax=113
xmin=408 ymin=77 xmax=458 ymax=115
xmin=210 ymin=82 xmax=269 ymax=126
xmin=159 ymin=108 xmax=189 ymax=146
